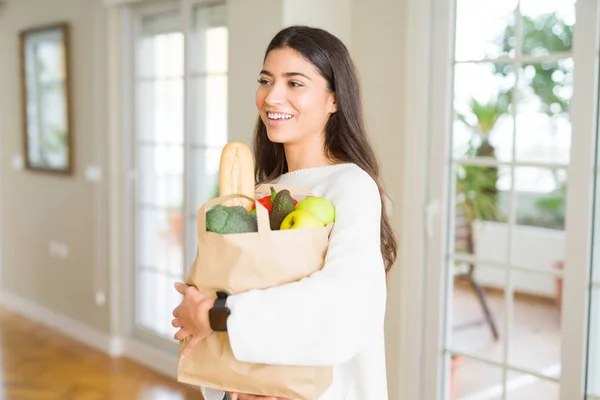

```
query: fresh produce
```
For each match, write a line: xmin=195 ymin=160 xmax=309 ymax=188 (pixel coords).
xmin=204 ymin=142 xmax=257 ymax=234
xmin=206 ymin=141 xmax=336 ymax=233
xmin=206 ymin=205 xmax=258 ymax=234
xmin=258 ymin=189 xmax=277 ymax=212
xmin=280 ymin=209 xmax=325 ymax=230
xmin=251 ymin=187 xmax=298 ymax=213
xmin=219 ymin=142 xmax=255 ymax=211
xmin=269 ymin=188 xmax=296 ymax=230
xmin=294 ymin=197 xmax=335 ymax=225
xmin=266 ymin=188 xmax=336 ymax=231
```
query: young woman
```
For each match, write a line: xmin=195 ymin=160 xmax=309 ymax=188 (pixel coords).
xmin=171 ymin=25 xmax=398 ymax=400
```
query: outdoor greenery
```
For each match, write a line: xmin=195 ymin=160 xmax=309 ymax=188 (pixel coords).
xmin=456 ymin=11 xmax=572 ymax=233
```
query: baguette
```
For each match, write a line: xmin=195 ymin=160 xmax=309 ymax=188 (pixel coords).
xmin=219 ymin=142 xmax=255 ymax=210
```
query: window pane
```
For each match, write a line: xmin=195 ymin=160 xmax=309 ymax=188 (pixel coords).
xmin=187 ymin=214 xmax=199 ymax=278
xmin=453 ymin=63 xmax=515 ymax=162
xmin=447 ymin=1 xmax=578 ymax=398
xmin=450 ymin=357 xmax=503 ymax=399
xmin=138 ymin=145 xmax=183 ymax=208
xmin=514 ymin=167 xmax=566 ymax=232
xmin=505 ymin=372 xmax=559 ymax=399
xmin=519 ymin=0 xmax=575 ymax=56
xmin=191 ymin=3 xmax=227 ymax=74
xmin=137 ymin=208 xmax=183 ymax=278
xmin=508 ymin=270 xmax=561 ymax=378
xmin=136 ymin=79 xmax=184 ymax=144
xmin=189 ymin=3 xmax=228 ymax=147
xmin=454 ymin=0 xmax=517 ymax=61
xmin=453 ymin=162 xmax=509 ymax=262
xmin=190 ymin=75 xmax=228 ymax=146
xmin=135 ymin=10 xmax=185 ymax=341
xmin=138 ymin=13 xmax=183 ymax=78
xmin=450 ymin=264 xmax=506 ymax=364
xmin=516 ymin=60 xmax=573 ymax=164
xmin=136 ymin=268 xmax=159 ymax=331
xmin=136 ymin=269 xmax=182 ymax=339
xmin=189 ymin=148 xmax=221 ymax=213
xmin=186 ymin=147 xmax=221 ymax=277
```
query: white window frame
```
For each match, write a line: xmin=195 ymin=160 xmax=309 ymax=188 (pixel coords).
xmin=421 ymin=0 xmax=600 ymax=399
xmin=560 ymin=1 xmax=600 ymax=398
xmin=127 ymin=0 xmax=183 ymax=354
xmin=115 ymin=0 xmax=227 ymax=354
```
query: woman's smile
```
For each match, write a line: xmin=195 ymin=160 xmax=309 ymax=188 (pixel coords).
xmin=265 ymin=111 xmax=295 ymax=126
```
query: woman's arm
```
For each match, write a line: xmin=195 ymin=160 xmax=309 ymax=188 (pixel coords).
xmin=225 ymin=173 xmax=387 ymax=366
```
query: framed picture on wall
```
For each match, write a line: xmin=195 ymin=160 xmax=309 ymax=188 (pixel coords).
xmin=19 ymin=22 xmax=73 ymax=175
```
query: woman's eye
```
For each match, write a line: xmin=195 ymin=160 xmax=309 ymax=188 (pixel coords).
xmin=289 ymin=81 xmax=304 ymax=88
xmin=257 ymin=78 xmax=271 ymax=85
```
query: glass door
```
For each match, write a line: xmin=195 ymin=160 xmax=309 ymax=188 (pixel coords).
xmin=586 ymin=16 xmax=600 ymax=395
xmin=424 ymin=0 xmax=600 ymax=399
xmin=132 ymin=2 xmax=184 ymax=349
xmin=128 ymin=0 xmax=227 ymax=351
xmin=589 ymin=234 xmax=600 ymax=397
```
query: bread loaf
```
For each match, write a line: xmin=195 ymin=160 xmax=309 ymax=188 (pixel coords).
xmin=219 ymin=142 xmax=255 ymax=210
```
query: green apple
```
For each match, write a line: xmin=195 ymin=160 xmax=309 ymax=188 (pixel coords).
xmin=280 ymin=209 xmax=324 ymax=230
xmin=294 ymin=196 xmax=335 ymax=225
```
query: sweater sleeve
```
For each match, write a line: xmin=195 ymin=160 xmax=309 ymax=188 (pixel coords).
xmin=225 ymin=171 xmax=388 ymax=366
xmin=200 ymin=387 xmax=226 ymax=400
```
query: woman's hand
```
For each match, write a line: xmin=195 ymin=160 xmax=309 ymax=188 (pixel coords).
xmin=226 ymin=393 xmax=290 ymax=400
xmin=171 ymin=282 xmax=215 ymax=358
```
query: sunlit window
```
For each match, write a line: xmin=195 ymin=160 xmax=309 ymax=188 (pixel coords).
xmin=448 ymin=1 xmax=575 ymax=398
xmin=132 ymin=3 xmax=227 ymax=342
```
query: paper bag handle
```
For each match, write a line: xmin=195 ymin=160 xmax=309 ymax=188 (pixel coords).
xmin=197 ymin=193 xmax=270 ymax=236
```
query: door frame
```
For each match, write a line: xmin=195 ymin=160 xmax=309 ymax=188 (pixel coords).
xmin=560 ymin=0 xmax=600 ymax=397
xmin=421 ymin=0 xmax=600 ymax=399
xmin=120 ymin=0 xmax=228 ymax=354
xmin=125 ymin=0 xmax=185 ymax=354
xmin=0 ymin=109 xmax=4 ymax=301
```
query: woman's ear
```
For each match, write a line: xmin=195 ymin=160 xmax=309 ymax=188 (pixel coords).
xmin=328 ymin=94 xmax=337 ymax=114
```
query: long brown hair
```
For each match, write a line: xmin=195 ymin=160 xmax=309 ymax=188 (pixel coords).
xmin=252 ymin=26 xmax=398 ymax=273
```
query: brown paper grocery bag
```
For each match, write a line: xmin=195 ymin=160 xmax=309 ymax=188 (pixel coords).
xmin=177 ymin=184 xmax=333 ymax=400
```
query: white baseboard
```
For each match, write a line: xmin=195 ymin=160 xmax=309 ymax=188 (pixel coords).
xmin=0 ymin=291 xmax=121 ymax=355
xmin=0 ymin=290 xmax=179 ymax=381
xmin=122 ymin=337 xmax=179 ymax=379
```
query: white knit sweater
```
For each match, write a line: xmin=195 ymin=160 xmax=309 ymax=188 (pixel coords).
xmin=201 ymin=163 xmax=389 ymax=400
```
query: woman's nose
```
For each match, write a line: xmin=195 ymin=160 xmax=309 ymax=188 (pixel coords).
xmin=264 ymin=85 xmax=285 ymax=106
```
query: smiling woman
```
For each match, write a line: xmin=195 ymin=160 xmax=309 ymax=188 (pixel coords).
xmin=172 ymin=25 xmax=398 ymax=400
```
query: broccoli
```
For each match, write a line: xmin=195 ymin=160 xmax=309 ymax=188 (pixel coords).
xmin=205 ymin=205 xmax=258 ymax=234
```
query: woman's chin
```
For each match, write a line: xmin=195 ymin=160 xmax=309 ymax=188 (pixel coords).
xmin=266 ymin=130 xmax=290 ymax=144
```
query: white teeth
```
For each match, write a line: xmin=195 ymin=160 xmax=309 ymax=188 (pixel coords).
xmin=268 ymin=112 xmax=294 ymax=120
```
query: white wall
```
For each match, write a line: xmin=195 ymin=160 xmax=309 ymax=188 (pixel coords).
xmin=0 ymin=0 xmax=111 ymax=334
xmin=350 ymin=0 xmax=409 ymax=398
xmin=283 ymin=0 xmax=352 ymax=46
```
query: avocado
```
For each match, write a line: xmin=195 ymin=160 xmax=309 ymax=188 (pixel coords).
xmin=206 ymin=205 xmax=258 ymax=234
xmin=269 ymin=188 xmax=296 ymax=230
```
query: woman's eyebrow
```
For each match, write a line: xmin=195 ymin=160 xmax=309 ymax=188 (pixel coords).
xmin=260 ymin=69 xmax=312 ymax=80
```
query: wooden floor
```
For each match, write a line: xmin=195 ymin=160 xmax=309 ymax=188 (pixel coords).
xmin=0 ymin=308 xmax=202 ymax=399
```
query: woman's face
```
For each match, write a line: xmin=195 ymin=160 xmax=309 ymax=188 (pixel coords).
xmin=255 ymin=47 xmax=336 ymax=145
